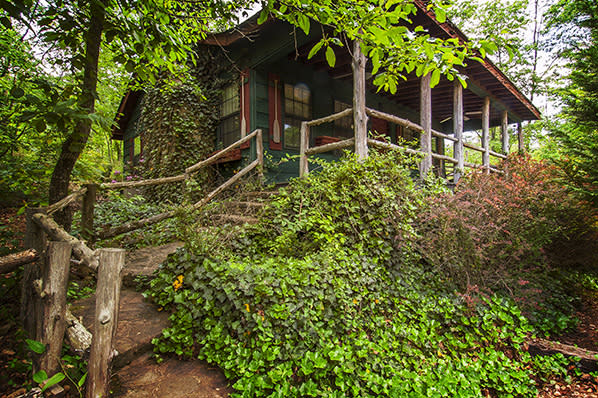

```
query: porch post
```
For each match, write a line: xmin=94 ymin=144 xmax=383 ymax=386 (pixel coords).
xmin=517 ymin=123 xmax=524 ymax=153
xmin=482 ymin=96 xmax=490 ymax=171
xmin=352 ymin=40 xmax=368 ymax=160
xmin=420 ymin=73 xmax=432 ymax=177
xmin=453 ymin=81 xmax=464 ymax=182
xmin=501 ymin=110 xmax=509 ymax=154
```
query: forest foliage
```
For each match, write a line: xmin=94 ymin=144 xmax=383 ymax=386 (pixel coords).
xmin=147 ymin=151 xmax=597 ymax=397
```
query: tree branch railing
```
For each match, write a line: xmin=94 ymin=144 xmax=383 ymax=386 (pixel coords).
xmin=18 ymin=206 xmax=123 ymax=398
xmin=0 ymin=128 xmax=265 ymax=397
xmin=97 ymin=129 xmax=264 ymax=240
xmin=299 ymin=108 xmax=354 ymax=177
xmin=299 ymin=107 xmax=506 ymax=179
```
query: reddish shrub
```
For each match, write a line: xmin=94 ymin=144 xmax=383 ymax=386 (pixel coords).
xmin=416 ymin=154 xmax=598 ymax=293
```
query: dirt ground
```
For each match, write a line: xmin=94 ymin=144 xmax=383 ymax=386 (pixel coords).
xmin=1 ymin=206 xmax=598 ymax=397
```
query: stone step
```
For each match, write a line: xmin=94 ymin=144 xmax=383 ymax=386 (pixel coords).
xmin=111 ymin=352 xmax=232 ymax=398
xmin=212 ymin=214 xmax=258 ymax=225
xmin=224 ymin=200 xmax=265 ymax=212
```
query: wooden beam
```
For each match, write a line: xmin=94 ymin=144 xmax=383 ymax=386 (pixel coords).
xmin=352 ymin=40 xmax=368 ymax=160
xmin=482 ymin=97 xmax=491 ymax=170
xmin=453 ymin=81 xmax=464 ymax=182
xmin=501 ymin=110 xmax=509 ymax=154
xmin=420 ymin=73 xmax=432 ymax=177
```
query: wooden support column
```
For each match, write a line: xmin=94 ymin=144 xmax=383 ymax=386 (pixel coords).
xmin=22 ymin=208 xmax=47 ymax=336
xmin=81 ymin=183 xmax=97 ymax=244
xmin=352 ymin=40 xmax=368 ymax=160
xmin=256 ymin=129 xmax=264 ymax=180
xmin=501 ymin=110 xmax=509 ymax=154
xmin=435 ymin=137 xmax=445 ymax=178
xmin=87 ymin=248 xmax=125 ymax=398
xmin=420 ymin=73 xmax=432 ymax=177
xmin=518 ymin=123 xmax=524 ymax=153
xmin=482 ymin=97 xmax=490 ymax=171
xmin=453 ymin=81 xmax=464 ymax=183
xmin=37 ymin=241 xmax=72 ymax=376
xmin=299 ymin=122 xmax=310 ymax=177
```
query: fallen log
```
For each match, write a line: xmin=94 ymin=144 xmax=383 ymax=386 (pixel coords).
xmin=0 ymin=249 xmax=38 ymax=274
xmin=528 ymin=338 xmax=598 ymax=373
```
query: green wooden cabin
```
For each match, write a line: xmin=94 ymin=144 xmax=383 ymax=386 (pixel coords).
xmin=112 ymin=3 xmax=540 ymax=183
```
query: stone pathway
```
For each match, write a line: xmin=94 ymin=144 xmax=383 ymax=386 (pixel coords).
xmin=70 ymin=242 xmax=232 ymax=398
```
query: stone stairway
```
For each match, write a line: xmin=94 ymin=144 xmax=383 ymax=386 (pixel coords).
xmin=69 ymin=188 xmax=280 ymax=397
xmin=70 ymin=242 xmax=232 ymax=398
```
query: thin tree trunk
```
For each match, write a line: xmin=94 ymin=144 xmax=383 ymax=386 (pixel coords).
xmin=48 ymin=0 xmax=105 ymax=230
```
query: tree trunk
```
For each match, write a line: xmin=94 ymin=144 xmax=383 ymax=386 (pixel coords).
xmin=48 ymin=0 xmax=105 ymax=230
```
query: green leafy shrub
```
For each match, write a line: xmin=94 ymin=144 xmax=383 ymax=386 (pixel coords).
xmin=416 ymin=154 xmax=597 ymax=334
xmin=147 ymin=151 xmax=574 ymax=397
xmin=74 ymin=191 xmax=177 ymax=248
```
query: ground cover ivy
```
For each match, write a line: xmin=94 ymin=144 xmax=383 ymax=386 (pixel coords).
xmin=146 ymin=151 xmax=590 ymax=397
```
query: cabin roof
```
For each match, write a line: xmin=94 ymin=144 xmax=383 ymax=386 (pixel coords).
xmin=112 ymin=3 xmax=540 ymax=139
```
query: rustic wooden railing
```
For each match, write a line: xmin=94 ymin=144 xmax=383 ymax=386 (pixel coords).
xmin=298 ymin=107 xmax=506 ymax=178
xmin=17 ymin=204 xmax=123 ymax=398
xmin=1 ymin=128 xmax=264 ymax=397
xmin=96 ymin=128 xmax=263 ymax=239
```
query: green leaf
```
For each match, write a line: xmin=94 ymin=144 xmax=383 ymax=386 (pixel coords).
xmin=78 ymin=372 xmax=87 ymax=387
xmin=257 ymin=9 xmax=268 ymax=25
xmin=10 ymin=87 xmax=25 ymax=98
xmin=33 ymin=370 xmax=48 ymax=384
xmin=34 ymin=119 xmax=46 ymax=133
xmin=325 ymin=46 xmax=336 ymax=67
xmin=297 ymin=14 xmax=310 ymax=35
xmin=430 ymin=69 xmax=441 ymax=88
xmin=41 ymin=372 xmax=65 ymax=392
xmin=435 ymin=7 xmax=446 ymax=23
xmin=26 ymin=339 xmax=46 ymax=354
xmin=308 ymin=41 xmax=324 ymax=60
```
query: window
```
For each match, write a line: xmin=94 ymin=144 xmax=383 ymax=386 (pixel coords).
xmin=219 ymin=83 xmax=240 ymax=148
xmin=284 ymin=83 xmax=311 ymax=149
xmin=333 ymin=100 xmax=353 ymax=138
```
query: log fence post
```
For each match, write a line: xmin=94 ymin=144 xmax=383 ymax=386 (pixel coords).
xmin=420 ymin=73 xmax=432 ymax=177
xmin=352 ymin=39 xmax=368 ymax=160
xmin=37 ymin=241 xmax=72 ymax=376
xmin=482 ymin=97 xmax=490 ymax=172
xmin=299 ymin=122 xmax=310 ymax=177
xmin=81 ymin=183 xmax=97 ymax=245
xmin=518 ymin=123 xmax=524 ymax=153
xmin=86 ymin=248 xmax=125 ymax=398
xmin=256 ymin=129 xmax=264 ymax=180
xmin=22 ymin=208 xmax=47 ymax=336
xmin=453 ymin=81 xmax=464 ymax=183
xmin=501 ymin=110 xmax=509 ymax=155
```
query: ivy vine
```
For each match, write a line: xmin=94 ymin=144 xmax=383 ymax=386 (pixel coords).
xmin=136 ymin=45 xmax=236 ymax=203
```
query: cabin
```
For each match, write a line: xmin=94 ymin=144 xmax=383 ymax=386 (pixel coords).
xmin=111 ymin=2 xmax=540 ymax=184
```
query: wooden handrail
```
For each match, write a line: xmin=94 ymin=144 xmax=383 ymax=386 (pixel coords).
xmin=186 ymin=129 xmax=260 ymax=174
xmin=462 ymin=142 xmax=507 ymax=159
xmin=305 ymin=138 xmax=354 ymax=156
xmin=193 ymin=159 xmax=260 ymax=209
xmin=306 ymin=108 xmax=353 ymax=127
xmin=32 ymin=213 xmax=98 ymax=270
xmin=101 ymin=174 xmax=186 ymax=190
xmin=47 ymin=187 xmax=88 ymax=215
